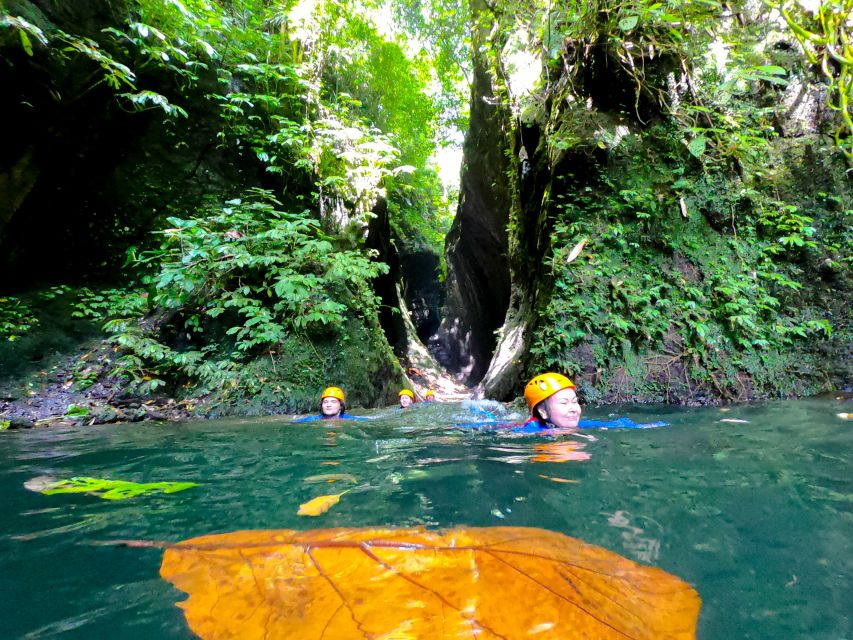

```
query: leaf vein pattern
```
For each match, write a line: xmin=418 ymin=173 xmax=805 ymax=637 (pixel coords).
xmin=359 ymin=542 xmax=507 ymax=640
xmin=306 ymin=546 xmax=369 ymax=638
xmin=485 ymin=550 xmax=637 ymax=640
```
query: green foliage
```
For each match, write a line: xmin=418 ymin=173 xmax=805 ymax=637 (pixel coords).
xmin=72 ymin=287 xmax=150 ymax=320
xmin=390 ymin=0 xmax=471 ymax=136
xmin=39 ymin=476 xmax=198 ymax=500
xmin=0 ymin=286 xmax=147 ymax=343
xmin=528 ymin=125 xmax=848 ymax=398
xmin=0 ymin=296 xmax=38 ymax=341
xmin=97 ymin=190 xmax=388 ymax=398
xmin=475 ymin=0 xmax=851 ymax=399
xmin=776 ymin=0 xmax=853 ymax=161
xmin=387 ymin=169 xmax=455 ymax=258
xmin=479 ymin=0 xmax=844 ymax=178
xmin=2 ymin=0 xmax=450 ymax=407
xmin=65 ymin=405 xmax=90 ymax=418
xmin=1 ymin=8 xmax=182 ymax=117
xmin=0 ymin=14 xmax=48 ymax=56
xmin=2 ymin=0 xmax=452 ymax=234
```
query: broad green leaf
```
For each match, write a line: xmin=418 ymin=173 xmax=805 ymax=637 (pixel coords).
xmin=19 ymin=30 xmax=33 ymax=56
xmin=65 ymin=405 xmax=90 ymax=418
xmin=687 ymin=136 xmax=706 ymax=158
xmin=751 ymin=65 xmax=786 ymax=75
xmin=618 ymin=15 xmax=639 ymax=31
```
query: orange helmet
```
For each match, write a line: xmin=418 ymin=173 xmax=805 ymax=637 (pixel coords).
xmin=321 ymin=386 xmax=345 ymax=402
xmin=524 ymin=373 xmax=576 ymax=412
xmin=398 ymin=389 xmax=415 ymax=399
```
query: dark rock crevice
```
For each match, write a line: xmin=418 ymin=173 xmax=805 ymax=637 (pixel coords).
xmin=429 ymin=35 xmax=513 ymax=384
xmin=364 ymin=197 xmax=406 ymax=357
xmin=400 ymin=251 xmax=443 ymax=343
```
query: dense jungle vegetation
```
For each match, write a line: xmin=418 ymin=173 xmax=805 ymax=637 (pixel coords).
xmin=0 ymin=0 xmax=851 ymax=421
xmin=483 ymin=0 xmax=853 ymax=401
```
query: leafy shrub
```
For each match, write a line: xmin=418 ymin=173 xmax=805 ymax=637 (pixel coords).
xmin=529 ymin=133 xmax=842 ymax=398
xmin=100 ymin=190 xmax=388 ymax=396
xmin=0 ymin=296 xmax=38 ymax=341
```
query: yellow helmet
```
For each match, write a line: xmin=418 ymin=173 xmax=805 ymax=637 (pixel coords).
xmin=524 ymin=373 xmax=576 ymax=412
xmin=398 ymin=389 xmax=415 ymax=399
xmin=425 ymin=390 xmax=435 ymax=398
xmin=321 ymin=386 xmax=345 ymax=402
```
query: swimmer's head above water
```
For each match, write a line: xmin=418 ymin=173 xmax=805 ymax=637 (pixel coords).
xmin=398 ymin=388 xmax=414 ymax=408
xmin=524 ymin=373 xmax=581 ymax=428
xmin=320 ymin=386 xmax=346 ymax=418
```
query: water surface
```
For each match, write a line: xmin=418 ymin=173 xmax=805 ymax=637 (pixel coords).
xmin=1 ymin=399 xmax=850 ymax=638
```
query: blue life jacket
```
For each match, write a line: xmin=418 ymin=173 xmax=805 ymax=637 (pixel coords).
xmin=514 ymin=416 xmax=668 ymax=432
xmin=293 ymin=413 xmax=371 ymax=423
xmin=455 ymin=416 xmax=668 ymax=431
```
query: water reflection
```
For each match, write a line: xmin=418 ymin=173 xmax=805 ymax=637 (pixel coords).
xmin=484 ymin=438 xmax=591 ymax=464
xmin=531 ymin=441 xmax=590 ymax=463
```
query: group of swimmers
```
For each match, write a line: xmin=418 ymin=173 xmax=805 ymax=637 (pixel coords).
xmin=297 ymin=372 xmax=582 ymax=430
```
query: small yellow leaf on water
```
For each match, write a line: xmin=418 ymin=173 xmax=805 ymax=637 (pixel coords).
xmin=297 ymin=491 xmax=348 ymax=516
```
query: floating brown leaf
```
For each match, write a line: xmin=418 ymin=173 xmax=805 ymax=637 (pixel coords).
xmin=160 ymin=526 xmax=700 ymax=639
xmin=538 ymin=474 xmax=580 ymax=484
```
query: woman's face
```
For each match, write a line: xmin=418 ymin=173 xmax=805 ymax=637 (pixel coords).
xmin=399 ymin=394 xmax=413 ymax=408
xmin=321 ymin=397 xmax=342 ymax=417
xmin=540 ymin=387 xmax=582 ymax=428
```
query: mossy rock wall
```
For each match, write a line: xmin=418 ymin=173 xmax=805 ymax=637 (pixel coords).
xmin=472 ymin=33 xmax=852 ymax=403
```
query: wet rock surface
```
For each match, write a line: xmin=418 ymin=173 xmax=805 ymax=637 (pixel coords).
xmin=0 ymin=342 xmax=195 ymax=428
xmin=430 ymin=34 xmax=512 ymax=385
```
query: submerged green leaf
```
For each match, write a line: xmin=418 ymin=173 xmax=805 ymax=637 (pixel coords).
xmin=37 ymin=477 xmax=198 ymax=500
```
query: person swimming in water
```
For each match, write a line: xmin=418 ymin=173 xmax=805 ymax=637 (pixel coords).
xmin=522 ymin=372 xmax=582 ymax=429
xmin=455 ymin=372 xmax=665 ymax=431
xmin=293 ymin=386 xmax=369 ymax=422
xmin=398 ymin=389 xmax=415 ymax=408
xmin=424 ymin=390 xmax=436 ymax=402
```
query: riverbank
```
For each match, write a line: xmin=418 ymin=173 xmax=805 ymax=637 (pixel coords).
xmin=4 ymin=327 xmax=850 ymax=431
xmin=0 ymin=330 xmax=473 ymax=429
xmin=0 ymin=339 xmax=196 ymax=428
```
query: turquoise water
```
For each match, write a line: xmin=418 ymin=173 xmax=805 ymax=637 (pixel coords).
xmin=1 ymin=399 xmax=850 ymax=638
